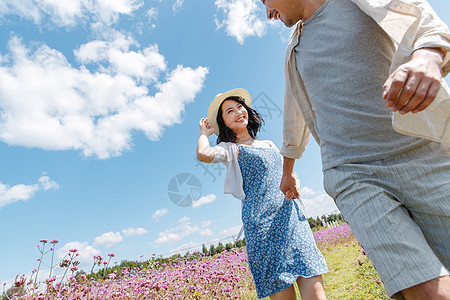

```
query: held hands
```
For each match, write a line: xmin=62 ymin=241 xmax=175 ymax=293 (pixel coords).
xmin=382 ymin=47 xmax=444 ymax=115
xmin=280 ymin=173 xmax=301 ymax=200
xmin=199 ymin=118 xmax=215 ymax=136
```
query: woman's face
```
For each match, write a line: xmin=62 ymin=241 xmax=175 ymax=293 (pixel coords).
xmin=221 ymin=99 xmax=249 ymax=133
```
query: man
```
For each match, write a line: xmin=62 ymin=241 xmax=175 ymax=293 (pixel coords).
xmin=259 ymin=0 xmax=450 ymax=299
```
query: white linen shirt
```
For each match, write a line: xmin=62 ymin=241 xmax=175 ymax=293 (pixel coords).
xmin=211 ymin=141 xmax=278 ymax=201
xmin=281 ymin=0 xmax=450 ymax=159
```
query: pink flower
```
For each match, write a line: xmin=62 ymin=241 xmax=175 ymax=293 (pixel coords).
xmin=93 ymin=254 xmax=103 ymax=261
xmin=50 ymin=239 xmax=59 ymax=244
xmin=108 ymin=253 xmax=116 ymax=257
xmin=40 ymin=239 xmax=48 ymax=243
xmin=69 ymin=248 xmax=78 ymax=253
xmin=32 ymin=269 xmax=37 ymax=273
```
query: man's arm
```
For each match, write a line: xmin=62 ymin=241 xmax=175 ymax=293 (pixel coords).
xmin=280 ymin=156 xmax=301 ymax=199
xmin=382 ymin=47 xmax=446 ymax=115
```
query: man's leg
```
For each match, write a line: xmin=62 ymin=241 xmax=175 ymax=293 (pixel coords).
xmin=391 ymin=142 xmax=450 ymax=299
xmin=323 ymin=153 xmax=449 ymax=299
xmin=395 ymin=142 xmax=450 ymax=268
xmin=402 ymin=275 xmax=450 ymax=300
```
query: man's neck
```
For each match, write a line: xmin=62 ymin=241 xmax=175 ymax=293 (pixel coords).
xmin=300 ymin=0 xmax=327 ymax=20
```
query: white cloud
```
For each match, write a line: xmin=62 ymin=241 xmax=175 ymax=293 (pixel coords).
xmin=146 ymin=7 xmax=158 ymax=20
xmin=199 ymin=220 xmax=213 ymax=236
xmin=0 ymin=35 xmax=208 ymax=159
xmin=168 ymin=241 xmax=201 ymax=255
xmin=300 ymin=186 xmax=316 ymax=197
xmin=0 ymin=175 xmax=59 ymax=208
xmin=215 ymin=0 xmax=266 ymax=44
xmin=153 ymin=217 xmax=214 ymax=247
xmin=201 ymin=220 xmax=212 ymax=228
xmin=121 ymin=227 xmax=148 ymax=236
xmin=152 ymin=208 xmax=169 ymax=222
xmin=172 ymin=0 xmax=185 ymax=12
xmin=38 ymin=175 xmax=59 ymax=191
xmin=93 ymin=231 xmax=124 ymax=247
xmin=217 ymin=225 xmax=241 ymax=237
xmin=0 ymin=0 xmax=143 ymax=27
xmin=56 ymin=241 xmax=100 ymax=264
xmin=301 ymin=192 xmax=340 ymax=218
xmin=146 ymin=7 xmax=158 ymax=28
xmin=199 ymin=228 xmax=213 ymax=236
xmin=153 ymin=222 xmax=199 ymax=247
xmin=0 ymin=183 xmax=39 ymax=208
xmin=192 ymin=194 xmax=216 ymax=208
xmin=177 ymin=216 xmax=190 ymax=223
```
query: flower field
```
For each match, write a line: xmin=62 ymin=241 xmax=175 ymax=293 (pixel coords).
xmin=2 ymin=223 xmax=390 ymax=299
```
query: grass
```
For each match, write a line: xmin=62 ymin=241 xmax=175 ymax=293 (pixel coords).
xmin=321 ymin=237 xmax=390 ymax=299
xmin=259 ymin=234 xmax=391 ymax=300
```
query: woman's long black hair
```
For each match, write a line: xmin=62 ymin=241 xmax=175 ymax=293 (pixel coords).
xmin=216 ymin=96 xmax=264 ymax=144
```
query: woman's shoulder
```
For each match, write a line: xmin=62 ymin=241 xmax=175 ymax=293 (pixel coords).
xmin=216 ymin=141 xmax=237 ymax=149
xmin=259 ymin=140 xmax=279 ymax=149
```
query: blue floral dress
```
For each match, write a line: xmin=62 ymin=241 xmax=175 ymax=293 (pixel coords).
xmin=238 ymin=143 xmax=328 ymax=298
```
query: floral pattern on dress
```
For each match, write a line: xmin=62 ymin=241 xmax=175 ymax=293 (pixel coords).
xmin=238 ymin=144 xmax=328 ymax=298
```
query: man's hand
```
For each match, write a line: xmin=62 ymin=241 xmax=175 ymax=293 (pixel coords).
xmin=382 ymin=47 xmax=445 ymax=115
xmin=281 ymin=156 xmax=300 ymax=199
xmin=281 ymin=174 xmax=301 ymax=200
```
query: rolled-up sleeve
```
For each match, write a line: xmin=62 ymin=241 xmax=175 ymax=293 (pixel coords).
xmin=211 ymin=144 xmax=229 ymax=163
xmin=280 ymin=85 xmax=311 ymax=159
xmin=409 ymin=0 xmax=450 ymax=75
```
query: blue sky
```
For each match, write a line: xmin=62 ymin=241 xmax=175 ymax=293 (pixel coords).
xmin=0 ymin=0 xmax=448 ymax=286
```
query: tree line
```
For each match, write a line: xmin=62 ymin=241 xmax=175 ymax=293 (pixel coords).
xmin=307 ymin=213 xmax=345 ymax=230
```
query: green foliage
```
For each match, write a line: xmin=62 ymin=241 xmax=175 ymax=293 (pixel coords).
xmin=308 ymin=213 xmax=345 ymax=230
xmin=209 ymin=244 xmax=216 ymax=255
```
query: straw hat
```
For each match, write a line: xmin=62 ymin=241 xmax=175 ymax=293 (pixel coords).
xmin=207 ymin=88 xmax=252 ymax=136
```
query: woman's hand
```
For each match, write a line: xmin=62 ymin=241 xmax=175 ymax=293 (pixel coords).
xmin=197 ymin=118 xmax=215 ymax=163
xmin=283 ymin=175 xmax=301 ymax=200
xmin=199 ymin=118 xmax=215 ymax=136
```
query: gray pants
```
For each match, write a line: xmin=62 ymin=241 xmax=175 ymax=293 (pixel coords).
xmin=324 ymin=142 xmax=450 ymax=299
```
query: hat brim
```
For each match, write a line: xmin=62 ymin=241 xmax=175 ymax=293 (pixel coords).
xmin=207 ymin=88 xmax=252 ymax=136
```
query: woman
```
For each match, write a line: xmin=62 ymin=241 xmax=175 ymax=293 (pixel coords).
xmin=196 ymin=88 xmax=328 ymax=300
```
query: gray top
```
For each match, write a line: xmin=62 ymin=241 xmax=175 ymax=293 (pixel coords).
xmin=294 ymin=0 xmax=427 ymax=170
